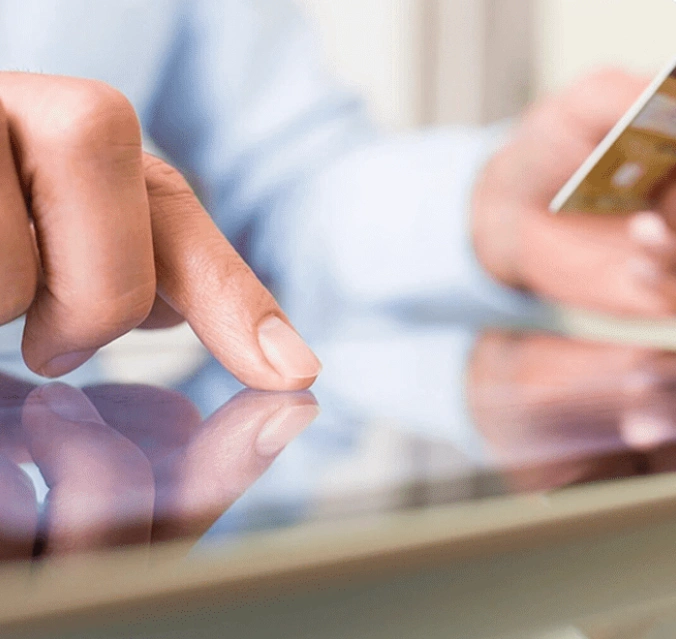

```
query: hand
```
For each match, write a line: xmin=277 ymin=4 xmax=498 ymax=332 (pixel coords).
xmin=0 ymin=73 xmax=321 ymax=389
xmin=467 ymin=331 xmax=676 ymax=493
xmin=0 ymin=378 xmax=319 ymax=562
xmin=473 ymin=69 xmax=676 ymax=318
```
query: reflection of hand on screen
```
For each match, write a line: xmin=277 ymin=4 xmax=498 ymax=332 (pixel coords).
xmin=467 ymin=330 xmax=676 ymax=493
xmin=0 ymin=378 xmax=319 ymax=562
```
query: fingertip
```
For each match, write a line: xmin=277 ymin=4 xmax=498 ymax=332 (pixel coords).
xmin=36 ymin=350 xmax=98 ymax=379
xmin=144 ymin=155 xmax=322 ymax=391
xmin=228 ymin=388 xmax=319 ymax=415
xmin=629 ymin=211 xmax=670 ymax=248
xmin=255 ymin=402 xmax=320 ymax=457
xmin=256 ymin=315 xmax=322 ymax=387
xmin=266 ymin=372 xmax=321 ymax=392
xmin=24 ymin=382 xmax=104 ymax=426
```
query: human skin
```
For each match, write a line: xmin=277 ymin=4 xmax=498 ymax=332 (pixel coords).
xmin=0 ymin=73 xmax=321 ymax=390
xmin=473 ymin=69 xmax=676 ymax=318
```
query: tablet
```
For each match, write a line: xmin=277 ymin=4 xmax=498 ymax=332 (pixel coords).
xmin=2 ymin=315 xmax=676 ymax=630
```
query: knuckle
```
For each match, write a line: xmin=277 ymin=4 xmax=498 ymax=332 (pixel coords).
xmin=639 ymin=287 xmax=676 ymax=319
xmin=143 ymin=154 xmax=204 ymax=228
xmin=198 ymin=244 xmax=258 ymax=294
xmin=647 ymin=302 xmax=676 ymax=320
xmin=61 ymin=282 xmax=156 ymax=343
xmin=184 ymin=246 xmax=273 ymax=326
xmin=96 ymin=286 xmax=156 ymax=334
xmin=46 ymin=80 xmax=141 ymax=151
xmin=143 ymin=155 xmax=194 ymax=201
xmin=563 ymin=68 xmax=647 ymax=110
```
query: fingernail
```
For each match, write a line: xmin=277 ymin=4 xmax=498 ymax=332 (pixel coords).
xmin=257 ymin=316 xmax=322 ymax=380
xmin=630 ymin=212 xmax=669 ymax=247
xmin=39 ymin=349 xmax=97 ymax=378
xmin=32 ymin=382 xmax=103 ymax=423
xmin=621 ymin=410 xmax=676 ymax=451
xmin=255 ymin=403 xmax=321 ymax=457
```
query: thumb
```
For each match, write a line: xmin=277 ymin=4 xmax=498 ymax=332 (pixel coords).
xmin=557 ymin=69 xmax=650 ymax=143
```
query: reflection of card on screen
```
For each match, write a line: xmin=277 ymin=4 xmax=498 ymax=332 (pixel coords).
xmin=551 ymin=56 xmax=676 ymax=214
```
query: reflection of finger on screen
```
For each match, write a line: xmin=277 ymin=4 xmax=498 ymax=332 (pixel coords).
xmin=620 ymin=407 xmax=676 ymax=451
xmin=0 ymin=374 xmax=36 ymax=464
xmin=21 ymin=383 xmax=155 ymax=555
xmin=153 ymin=390 xmax=319 ymax=543
xmin=83 ymin=384 xmax=202 ymax=463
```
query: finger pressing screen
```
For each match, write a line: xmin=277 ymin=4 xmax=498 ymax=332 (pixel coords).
xmin=143 ymin=154 xmax=322 ymax=391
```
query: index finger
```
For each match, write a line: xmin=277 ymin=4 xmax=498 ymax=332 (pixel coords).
xmin=143 ymin=155 xmax=322 ymax=391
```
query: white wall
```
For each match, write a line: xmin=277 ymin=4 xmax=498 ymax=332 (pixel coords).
xmin=109 ymin=1 xmax=676 ymax=380
xmin=297 ymin=0 xmax=676 ymax=124
xmin=295 ymin=0 xmax=534 ymax=128
xmin=295 ymin=0 xmax=421 ymax=130
xmin=536 ymin=0 xmax=676 ymax=94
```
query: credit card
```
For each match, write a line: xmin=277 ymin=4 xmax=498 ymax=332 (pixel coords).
xmin=551 ymin=56 xmax=676 ymax=214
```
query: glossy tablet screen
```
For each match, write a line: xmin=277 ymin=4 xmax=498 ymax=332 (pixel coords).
xmin=0 ymin=311 xmax=674 ymax=564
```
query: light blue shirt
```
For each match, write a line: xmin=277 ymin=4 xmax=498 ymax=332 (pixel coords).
xmin=0 ymin=0 xmax=538 ymax=381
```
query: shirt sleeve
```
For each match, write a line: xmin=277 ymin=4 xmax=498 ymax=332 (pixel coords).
xmin=142 ymin=0 xmax=543 ymax=333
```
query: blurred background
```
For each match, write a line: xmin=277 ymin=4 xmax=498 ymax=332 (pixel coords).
xmin=298 ymin=0 xmax=676 ymax=129
xmin=104 ymin=0 xmax=676 ymax=381
xmin=291 ymin=0 xmax=676 ymax=356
